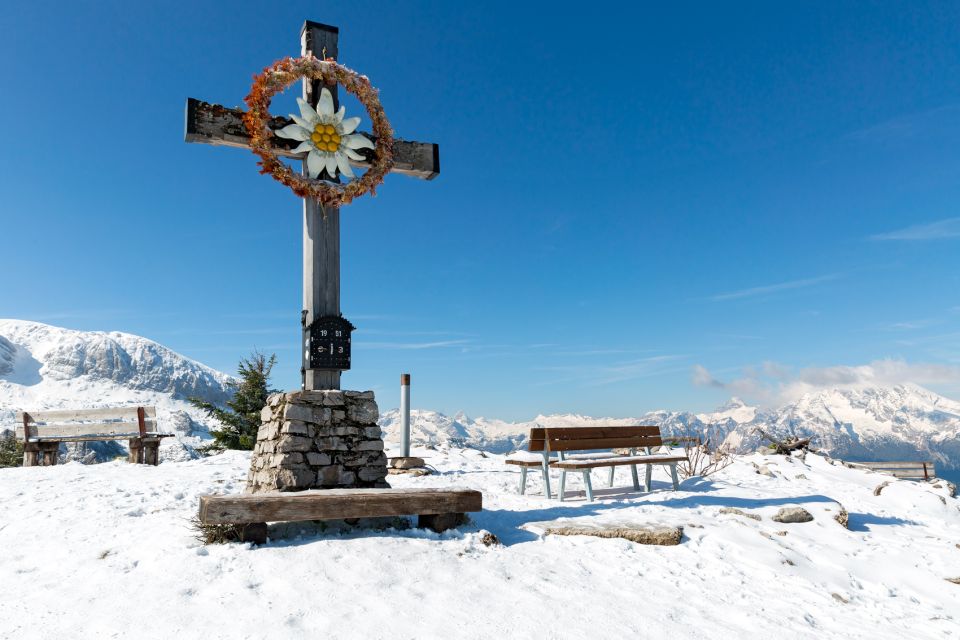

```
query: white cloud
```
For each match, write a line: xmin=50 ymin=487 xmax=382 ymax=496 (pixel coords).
xmin=707 ymin=275 xmax=839 ymax=302
xmin=692 ymin=359 xmax=960 ymax=406
xmin=869 ymin=217 xmax=960 ymax=241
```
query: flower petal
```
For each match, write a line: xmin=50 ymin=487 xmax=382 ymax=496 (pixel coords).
xmin=344 ymin=133 xmax=374 ymax=150
xmin=292 ymin=141 xmax=315 ymax=154
xmin=306 ymin=151 xmax=324 ymax=178
xmin=318 ymin=88 xmax=335 ymax=117
xmin=296 ymin=98 xmax=320 ymax=124
xmin=343 ymin=147 xmax=366 ymax=161
xmin=275 ymin=124 xmax=310 ymax=141
xmin=325 ymin=154 xmax=339 ymax=176
xmin=334 ymin=106 xmax=345 ymax=123
xmin=335 ymin=152 xmax=355 ymax=178
xmin=291 ymin=114 xmax=314 ymax=130
xmin=338 ymin=117 xmax=360 ymax=135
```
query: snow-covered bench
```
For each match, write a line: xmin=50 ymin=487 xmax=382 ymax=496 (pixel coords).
xmin=845 ymin=460 xmax=937 ymax=480
xmin=506 ymin=426 xmax=687 ymax=501
xmin=15 ymin=406 xmax=173 ymax=466
xmin=198 ymin=488 xmax=483 ymax=544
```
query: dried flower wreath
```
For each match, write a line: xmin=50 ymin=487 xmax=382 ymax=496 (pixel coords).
xmin=243 ymin=55 xmax=394 ymax=207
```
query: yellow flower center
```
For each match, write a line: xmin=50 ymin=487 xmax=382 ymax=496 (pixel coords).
xmin=311 ymin=124 xmax=341 ymax=152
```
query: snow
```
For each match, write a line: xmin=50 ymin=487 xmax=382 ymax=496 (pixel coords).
xmin=1 ymin=447 xmax=957 ymax=639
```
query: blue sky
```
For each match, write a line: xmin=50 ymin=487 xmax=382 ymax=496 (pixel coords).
xmin=2 ymin=1 xmax=959 ymax=419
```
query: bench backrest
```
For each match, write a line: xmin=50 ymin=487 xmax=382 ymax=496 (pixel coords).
xmin=528 ymin=426 xmax=665 ymax=453
xmin=15 ymin=406 xmax=159 ymax=442
xmin=853 ymin=461 xmax=936 ymax=480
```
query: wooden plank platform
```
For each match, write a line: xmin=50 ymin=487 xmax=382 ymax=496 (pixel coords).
xmin=199 ymin=488 xmax=483 ymax=543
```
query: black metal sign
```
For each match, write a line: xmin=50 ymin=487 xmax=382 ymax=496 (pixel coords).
xmin=305 ymin=315 xmax=355 ymax=370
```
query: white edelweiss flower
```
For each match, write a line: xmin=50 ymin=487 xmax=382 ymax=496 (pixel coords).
xmin=274 ymin=87 xmax=375 ymax=179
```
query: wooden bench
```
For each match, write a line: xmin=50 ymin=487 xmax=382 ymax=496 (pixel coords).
xmin=15 ymin=406 xmax=173 ymax=467
xmin=846 ymin=460 xmax=937 ymax=480
xmin=506 ymin=426 xmax=688 ymax=501
xmin=199 ymin=488 xmax=483 ymax=544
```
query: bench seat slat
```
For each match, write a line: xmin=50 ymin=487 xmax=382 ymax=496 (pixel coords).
xmin=554 ymin=455 xmax=687 ymax=470
xmin=24 ymin=434 xmax=173 ymax=443
xmin=199 ymin=488 xmax=483 ymax=525
xmin=547 ymin=436 xmax=664 ymax=452
xmin=16 ymin=420 xmax=159 ymax=440
xmin=18 ymin=407 xmax=157 ymax=422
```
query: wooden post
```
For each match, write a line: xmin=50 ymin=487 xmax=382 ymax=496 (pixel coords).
xmin=40 ymin=442 xmax=59 ymax=466
xmin=400 ymin=373 xmax=411 ymax=457
xmin=144 ymin=440 xmax=160 ymax=466
xmin=301 ymin=21 xmax=341 ymax=392
xmin=128 ymin=438 xmax=143 ymax=464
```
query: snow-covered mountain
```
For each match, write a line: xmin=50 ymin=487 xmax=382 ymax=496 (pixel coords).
xmin=382 ymin=386 xmax=960 ymax=471
xmin=3 ymin=319 xmax=959 ymax=471
xmin=0 ymin=320 xmax=234 ymax=461
xmin=721 ymin=385 xmax=960 ymax=469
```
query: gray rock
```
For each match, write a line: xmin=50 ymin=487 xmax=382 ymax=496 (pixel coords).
xmin=272 ymin=453 xmax=304 ymax=467
xmin=321 ymin=390 xmax=346 ymax=406
xmin=542 ymin=524 xmax=684 ymax=546
xmin=277 ymin=436 xmax=314 ymax=453
xmin=280 ymin=420 xmax=312 ymax=436
xmin=276 ymin=467 xmax=315 ymax=490
xmin=317 ymin=465 xmax=344 ymax=486
xmin=772 ymin=507 xmax=814 ymax=523
xmin=306 ymin=452 xmax=332 ymax=466
xmin=345 ymin=390 xmax=375 ymax=400
xmin=358 ymin=440 xmax=385 ymax=452
xmin=358 ymin=466 xmax=388 ymax=481
xmin=364 ymin=426 xmax=383 ymax=438
xmin=338 ymin=470 xmax=357 ymax=485
xmin=390 ymin=456 xmax=424 ymax=469
xmin=260 ymin=405 xmax=274 ymax=422
xmin=348 ymin=399 xmax=380 ymax=424
xmin=719 ymin=507 xmax=761 ymax=521
xmin=282 ymin=402 xmax=317 ymax=423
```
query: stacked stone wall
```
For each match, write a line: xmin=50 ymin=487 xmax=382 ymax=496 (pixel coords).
xmin=246 ymin=390 xmax=389 ymax=493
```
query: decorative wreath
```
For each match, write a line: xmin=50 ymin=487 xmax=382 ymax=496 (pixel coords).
xmin=243 ymin=55 xmax=394 ymax=207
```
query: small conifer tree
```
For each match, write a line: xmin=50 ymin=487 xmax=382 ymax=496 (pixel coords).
xmin=0 ymin=431 xmax=24 ymax=467
xmin=190 ymin=351 xmax=277 ymax=451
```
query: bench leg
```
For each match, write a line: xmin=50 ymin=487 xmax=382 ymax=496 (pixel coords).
xmin=559 ymin=470 xmax=567 ymax=502
xmin=22 ymin=443 xmax=39 ymax=467
xmin=143 ymin=440 xmax=160 ymax=466
xmin=419 ymin=513 xmax=467 ymax=533
xmin=608 ymin=466 xmax=616 ymax=487
xmin=669 ymin=464 xmax=680 ymax=490
xmin=239 ymin=522 xmax=268 ymax=545
xmin=583 ymin=471 xmax=594 ymax=502
xmin=519 ymin=467 xmax=528 ymax=495
xmin=128 ymin=438 xmax=143 ymax=464
xmin=40 ymin=442 xmax=59 ymax=466
xmin=630 ymin=464 xmax=640 ymax=491
xmin=644 ymin=465 xmax=652 ymax=492
xmin=541 ymin=456 xmax=552 ymax=500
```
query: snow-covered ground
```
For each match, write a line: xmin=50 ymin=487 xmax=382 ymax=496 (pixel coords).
xmin=1 ymin=447 xmax=957 ymax=639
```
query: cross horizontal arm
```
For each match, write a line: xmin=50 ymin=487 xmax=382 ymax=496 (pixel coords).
xmin=184 ymin=98 xmax=439 ymax=180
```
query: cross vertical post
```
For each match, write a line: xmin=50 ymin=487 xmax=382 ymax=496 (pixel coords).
xmin=301 ymin=21 xmax=340 ymax=391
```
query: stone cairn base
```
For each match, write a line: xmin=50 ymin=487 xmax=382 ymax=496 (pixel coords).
xmin=246 ymin=390 xmax=389 ymax=494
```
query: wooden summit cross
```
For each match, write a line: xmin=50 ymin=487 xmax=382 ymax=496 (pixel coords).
xmin=184 ymin=20 xmax=439 ymax=391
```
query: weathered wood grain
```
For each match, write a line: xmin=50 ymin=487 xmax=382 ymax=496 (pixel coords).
xmin=17 ymin=407 xmax=156 ymax=423
xmin=184 ymin=99 xmax=440 ymax=180
xmin=199 ymin=488 xmax=482 ymax=525
xmin=16 ymin=420 xmax=159 ymax=440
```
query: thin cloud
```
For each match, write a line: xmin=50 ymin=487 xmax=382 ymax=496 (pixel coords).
xmin=869 ymin=217 xmax=960 ymax=241
xmin=708 ymin=274 xmax=839 ymax=302
xmin=692 ymin=359 xmax=960 ymax=406
xmin=355 ymin=339 xmax=471 ymax=350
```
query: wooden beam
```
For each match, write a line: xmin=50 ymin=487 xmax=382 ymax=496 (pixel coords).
xmin=199 ymin=488 xmax=482 ymax=525
xmin=184 ymin=99 xmax=440 ymax=180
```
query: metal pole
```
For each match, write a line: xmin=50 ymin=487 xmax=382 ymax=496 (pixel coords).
xmin=400 ymin=373 xmax=411 ymax=457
